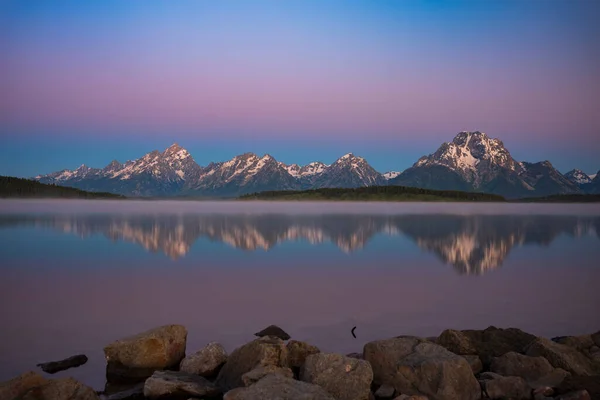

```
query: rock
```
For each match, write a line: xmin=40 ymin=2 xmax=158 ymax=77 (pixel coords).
xmin=103 ymin=383 xmax=144 ymax=400
xmin=179 ymin=342 xmax=227 ymax=378
xmin=215 ymin=336 xmax=289 ymax=391
xmin=143 ymin=370 xmax=220 ymax=399
xmin=461 ymin=355 xmax=483 ymax=374
xmin=483 ymin=375 xmax=531 ymax=399
xmin=287 ymin=340 xmax=320 ymax=368
xmin=463 ymin=326 xmax=537 ymax=367
xmin=553 ymin=335 xmax=595 ymax=352
xmin=436 ymin=329 xmax=477 ymax=355
xmin=525 ymin=337 xmax=596 ymax=376
xmin=529 ymin=368 xmax=571 ymax=389
xmin=241 ymin=365 xmax=293 ymax=386
xmin=592 ymin=331 xmax=600 ymax=347
xmin=254 ymin=325 xmax=291 ymax=340
xmin=21 ymin=377 xmax=99 ymax=400
xmin=104 ymin=325 xmax=187 ymax=382
xmin=556 ymin=375 xmax=600 ymax=399
xmin=300 ymin=353 xmax=373 ymax=400
xmin=393 ymin=395 xmax=429 ymax=400
xmin=363 ymin=337 xmax=480 ymax=400
xmin=346 ymin=353 xmax=363 ymax=359
xmin=374 ymin=384 xmax=396 ymax=399
xmin=0 ymin=371 xmax=48 ymax=400
xmin=556 ymin=390 xmax=592 ymax=400
xmin=533 ymin=386 xmax=554 ymax=397
xmin=490 ymin=351 xmax=554 ymax=381
xmin=479 ymin=371 xmax=503 ymax=380
xmin=36 ymin=354 xmax=88 ymax=374
xmin=223 ymin=374 xmax=335 ymax=400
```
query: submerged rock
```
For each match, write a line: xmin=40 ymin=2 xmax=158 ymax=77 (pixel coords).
xmin=364 ymin=337 xmax=480 ymax=400
xmin=223 ymin=374 xmax=335 ymax=400
xmin=179 ymin=342 xmax=227 ymax=378
xmin=143 ymin=370 xmax=219 ymax=399
xmin=215 ymin=336 xmax=289 ymax=391
xmin=37 ymin=354 xmax=88 ymax=374
xmin=254 ymin=325 xmax=291 ymax=340
xmin=104 ymin=324 xmax=187 ymax=382
xmin=300 ymin=353 xmax=373 ymax=400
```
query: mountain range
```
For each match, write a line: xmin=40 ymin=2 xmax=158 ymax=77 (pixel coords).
xmin=35 ymin=131 xmax=600 ymax=198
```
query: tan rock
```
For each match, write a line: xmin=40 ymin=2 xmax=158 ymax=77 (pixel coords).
xmin=179 ymin=342 xmax=227 ymax=378
xmin=223 ymin=374 xmax=335 ymax=400
xmin=484 ymin=375 xmax=531 ymax=399
xmin=490 ymin=351 xmax=554 ymax=382
xmin=287 ymin=340 xmax=320 ymax=368
xmin=436 ymin=329 xmax=477 ymax=355
xmin=241 ymin=365 xmax=293 ymax=386
xmin=21 ymin=377 xmax=99 ymax=400
xmin=526 ymin=337 xmax=596 ymax=376
xmin=0 ymin=371 xmax=48 ymax=400
xmin=143 ymin=370 xmax=219 ymax=399
xmin=461 ymin=355 xmax=483 ymax=374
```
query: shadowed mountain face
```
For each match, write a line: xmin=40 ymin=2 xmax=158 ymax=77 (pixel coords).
xmin=2 ymin=214 xmax=598 ymax=275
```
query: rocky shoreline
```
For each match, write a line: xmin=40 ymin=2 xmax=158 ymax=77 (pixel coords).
xmin=2 ymin=325 xmax=599 ymax=400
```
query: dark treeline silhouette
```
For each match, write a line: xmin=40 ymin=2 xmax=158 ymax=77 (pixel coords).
xmin=0 ymin=176 xmax=124 ymax=199
xmin=515 ymin=194 xmax=600 ymax=203
xmin=239 ymin=185 xmax=506 ymax=202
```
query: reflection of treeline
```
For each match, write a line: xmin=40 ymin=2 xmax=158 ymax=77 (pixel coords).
xmin=240 ymin=185 xmax=506 ymax=202
xmin=515 ymin=194 xmax=600 ymax=203
xmin=0 ymin=176 xmax=124 ymax=199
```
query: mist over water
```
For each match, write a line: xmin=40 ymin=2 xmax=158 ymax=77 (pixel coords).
xmin=0 ymin=200 xmax=599 ymax=389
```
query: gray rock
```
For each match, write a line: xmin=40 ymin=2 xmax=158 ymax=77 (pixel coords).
xmin=143 ymin=370 xmax=219 ymax=399
xmin=223 ymin=374 xmax=336 ymax=400
xmin=393 ymin=395 xmax=429 ymax=400
xmin=526 ymin=337 xmax=596 ymax=376
xmin=300 ymin=353 xmax=373 ymax=400
xmin=436 ymin=329 xmax=477 ymax=355
xmin=254 ymin=325 xmax=291 ymax=340
xmin=287 ymin=340 xmax=320 ymax=368
xmin=215 ymin=336 xmax=289 ymax=391
xmin=484 ymin=375 xmax=531 ymax=400
xmin=529 ymin=368 xmax=571 ymax=389
xmin=461 ymin=355 xmax=483 ymax=374
xmin=21 ymin=377 xmax=99 ymax=400
xmin=104 ymin=325 xmax=187 ymax=382
xmin=363 ymin=337 xmax=480 ymax=400
xmin=241 ymin=365 xmax=293 ymax=386
xmin=179 ymin=342 xmax=227 ymax=378
xmin=374 ymin=384 xmax=396 ymax=399
xmin=490 ymin=351 xmax=554 ymax=381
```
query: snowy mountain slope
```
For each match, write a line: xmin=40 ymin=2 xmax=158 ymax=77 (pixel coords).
xmin=564 ymin=169 xmax=593 ymax=185
xmin=312 ymin=153 xmax=385 ymax=189
xmin=382 ymin=171 xmax=402 ymax=180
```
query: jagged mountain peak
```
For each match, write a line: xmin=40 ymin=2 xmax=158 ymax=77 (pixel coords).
xmin=564 ymin=169 xmax=592 ymax=185
xmin=162 ymin=143 xmax=190 ymax=159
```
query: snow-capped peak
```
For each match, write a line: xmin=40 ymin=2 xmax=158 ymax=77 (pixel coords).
xmin=590 ymin=173 xmax=598 ymax=180
xmin=564 ymin=169 xmax=592 ymax=185
xmin=383 ymin=171 xmax=402 ymax=180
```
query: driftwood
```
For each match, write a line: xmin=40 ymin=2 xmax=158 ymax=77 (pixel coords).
xmin=37 ymin=354 xmax=88 ymax=374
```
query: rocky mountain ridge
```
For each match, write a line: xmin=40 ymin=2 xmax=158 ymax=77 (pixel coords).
xmin=35 ymin=132 xmax=598 ymax=198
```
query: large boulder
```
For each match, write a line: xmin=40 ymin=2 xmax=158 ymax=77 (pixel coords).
xmin=436 ymin=329 xmax=477 ymax=355
xmin=364 ymin=337 xmax=480 ymax=400
xmin=526 ymin=337 xmax=596 ymax=376
xmin=460 ymin=326 xmax=536 ymax=367
xmin=179 ymin=342 xmax=227 ymax=378
xmin=215 ymin=336 xmax=289 ymax=391
xmin=287 ymin=340 xmax=320 ymax=368
xmin=104 ymin=325 xmax=187 ymax=382
xmin=482 ymin=375 xmax=531 ymax=400
xmin=0 ymin=371 xmax=48 ymax=400
xmin=143 ymin=370 xmax=219 ymax=399
xmin=223 ymin=374 xmax=335 ymax=400
xmin=241 ymin=365 xmax=294 ymax=386
xmin=552 ymin=335 xmax=595 ymax=353
xmin=490 ymin=351 xmax=554 ymax=382
xmin=21 ymin=377 xmax=99 ymax=400
xmin=529 ymin=368 xmax=571 ymax=389
xmin=556 ymin=375 xmax=600 ymax=400
xmin=462 ymin=355 xmax=483 ymax=374
xmin=300 ymin=353 xmax=373 ymax=400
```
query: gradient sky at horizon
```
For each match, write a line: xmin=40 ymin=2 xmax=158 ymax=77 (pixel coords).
xmin=1 ymin=0 xmax=599 ymax=177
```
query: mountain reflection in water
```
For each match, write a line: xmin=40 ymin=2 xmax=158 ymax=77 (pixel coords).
xmin=1 ymin=214 xmax=598 ymax=275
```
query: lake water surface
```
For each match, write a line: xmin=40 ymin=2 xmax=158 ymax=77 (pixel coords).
xmin=1 ymin=200 xmax=599 ymax=390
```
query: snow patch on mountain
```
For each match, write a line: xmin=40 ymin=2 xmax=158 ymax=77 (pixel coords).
xmin=564 ymin=169 xmax=592 ymax=185
xmin=383 ymin=171 xmax=402 ymax=180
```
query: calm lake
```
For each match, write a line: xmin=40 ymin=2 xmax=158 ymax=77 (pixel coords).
xmin=1 ymin=199 xmax=599 ymax=390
